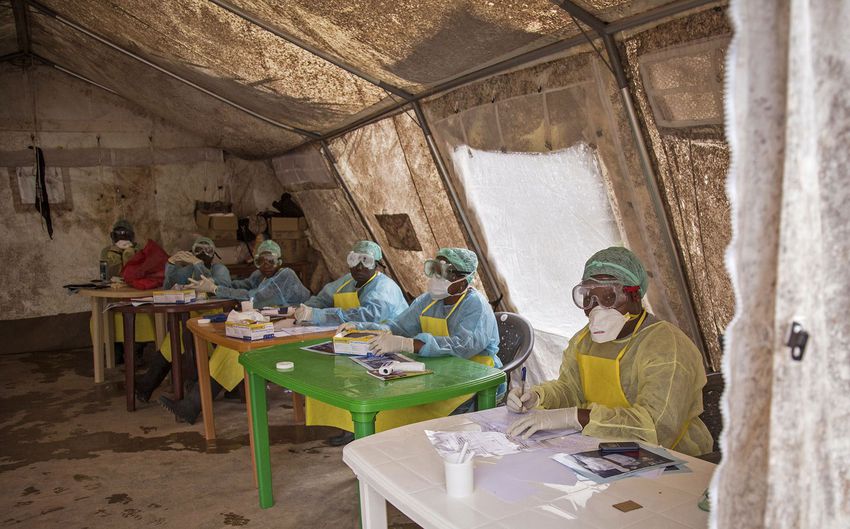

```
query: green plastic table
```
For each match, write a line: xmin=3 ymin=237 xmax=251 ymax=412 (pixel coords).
xmin=239 ymin=339 xmax=506 ymax=509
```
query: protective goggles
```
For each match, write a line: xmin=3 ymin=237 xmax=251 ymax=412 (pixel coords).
xmin=424 ymin=259 xmax=470 ymax=280
xmin=346 ymin=251 xmax=376 ymax=269
xmin=255 ymin=253 xmax=280 ymax=267
xmin=571 ymin=279 xmax=639 ymax=310
xmin=111 ymin=228 xmax=133 ymax=241
xmin=192 ymin=243 xmax=214 ymax=257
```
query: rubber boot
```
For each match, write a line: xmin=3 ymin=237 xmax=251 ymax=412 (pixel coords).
xmin=327 ymin=431 xmax=355 ymax=447
xmin=135 ymin=353 xmax=171 ymax=403
xmin=159 ymin=379 xmax=223 ymax=425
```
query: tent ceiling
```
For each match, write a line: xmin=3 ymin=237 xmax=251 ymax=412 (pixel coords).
xmin=0 ymin=3 xmax=16 ymax=56
xmin=2 ymin=0 xmax=689 ymax=157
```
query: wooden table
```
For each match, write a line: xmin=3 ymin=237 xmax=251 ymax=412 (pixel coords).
xmin=344 ymin=413 xmax=715 ymax=529
xmin=112 ymin=299 xmax=238 ymax=412
xmin=78 ymin=287 xmax=163 ymax=383
xmin=186 ymin=318 xmax=336 ymax=442
xmin=240 ymin=343 xmax=506 ymax=508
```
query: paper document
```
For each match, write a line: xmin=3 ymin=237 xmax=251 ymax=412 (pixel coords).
xmin=425 ymin=430 xmax=522 ymax=458
xmin=551 ymin=445 xmax=685 ymax=484
xmin=274 ymin=325 xmax=336 ymax=336
xmin=130 ymin=297 xmax=154 ymax=307
xmin=469 ymin=406 xmax=579 ymax=444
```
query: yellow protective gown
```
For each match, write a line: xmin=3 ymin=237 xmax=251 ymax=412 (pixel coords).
xmin=533 ymin=315 xmax=713 ymax=457
xmin=89 ymin=313 xmax=157 ymax=344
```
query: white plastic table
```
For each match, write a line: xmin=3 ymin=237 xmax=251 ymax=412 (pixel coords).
xmin=343 ymin=413 xmax=715 ymax=529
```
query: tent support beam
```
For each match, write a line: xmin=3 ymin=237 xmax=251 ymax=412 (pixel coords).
xmin=557 ymin=0 xmax=707 ymax=354
xmin=318 ymin=141 xmax=403 ymax=288
xmin=411 ymin=102 xmax=505 ymax=310
xmin=206 ymin=0 xmax=414 ymax=101
xmin=11 ymin=0 xmax=32 ymax=55
xmin=27 ymin=1 xmax=321 ymax=139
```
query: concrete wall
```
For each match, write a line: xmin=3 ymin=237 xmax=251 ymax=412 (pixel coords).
xmin=0 ymin=64 xmax=273 ymax=320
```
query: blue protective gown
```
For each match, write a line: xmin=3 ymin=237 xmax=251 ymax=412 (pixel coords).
xmin=215 ymin=267 xmax=310 ymax=307
xmin=162 ymin=262 xmax=232 ymax=289
xmin=303 ymin=272 xmax=408 ymax=325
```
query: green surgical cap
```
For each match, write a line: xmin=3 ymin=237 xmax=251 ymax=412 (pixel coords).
xmin=192 ymin=236 xmax=215 ymax=250
xmin=257 ymin=239 xmax=282 ymax=259
xmin=437 ymin=248 xmax=478 ymax=275
xmin=113 ymin=219 xmax=133 ymax=232
xmin=352 ymin=240 xmax=382 ymax=261
xmin=583 ymin=246 xmax=648 ymax=297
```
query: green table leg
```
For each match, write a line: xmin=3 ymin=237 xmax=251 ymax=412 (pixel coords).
xmin=476 ymin=385 xmax=498 ymax=410
xmin=351 ymin=411 xmax=377 ymax=439
xmin=247 ymin=371 xmax=274 ymax=509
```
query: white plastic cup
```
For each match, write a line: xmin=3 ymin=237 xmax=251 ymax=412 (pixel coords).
xmin=444 ymin=454 xmax=474 ymax=498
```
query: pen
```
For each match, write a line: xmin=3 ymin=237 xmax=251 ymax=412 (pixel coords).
xmin=521 ymin=366 xmax=528 ymax=412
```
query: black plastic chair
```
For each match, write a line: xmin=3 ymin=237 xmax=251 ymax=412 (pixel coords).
xmin=697 ymin=371 xmax=724 ymax=463
xmin=494 ymin=312 xmax=535 ymax=386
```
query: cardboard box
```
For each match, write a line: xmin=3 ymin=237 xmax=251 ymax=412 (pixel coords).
xmin=333 ymin=329 xmax=388 ymax=355
xmin=225 ymin=320 xmax=275 ymax=341
xmin=279 ymin=238 xmax=309 ymax=263
xmin=196 ymin=212 xmax=238 ymax=231
xmin=269 ymin=217 xmax=307 ymax=232
xmin=198 ymin=229 xmax=238 ymax=244
xmin=152 ymin=289 xmax=197 ymax=304
xmin=270 ymin=230 xmax=306 ymax=240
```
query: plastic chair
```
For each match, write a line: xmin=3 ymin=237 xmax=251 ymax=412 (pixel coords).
xmin=697 ymin=371 xmax=724 ymax=463
xmin=494 ymin=312 xmax=535 ymax=386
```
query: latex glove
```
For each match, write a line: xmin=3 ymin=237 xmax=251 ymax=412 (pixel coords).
xmin=168 ymin=251 xmax=192 ymax=265
xmin=369 ymin=334 xmax=414 ymax=354
xmin=506 ymin=387 xmax=538 ymax=414
xmin=507 ymin=407 xmax=581 ymax=439
xmin=294 ymin=304 xmax=313 ymax=323
xmin=188 ymin=275 xmax=217 ymax=294
xmin=336 ymin=322 xmax=358 ymax=334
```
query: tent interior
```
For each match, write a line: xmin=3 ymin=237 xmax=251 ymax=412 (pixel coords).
xmin=1 ymin=0 xmax=847 ymax=528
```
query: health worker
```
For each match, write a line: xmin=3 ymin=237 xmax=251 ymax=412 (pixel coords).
xmin=163 ymin=236 xmax=232 ymax=289
xmin=507 ymin=246 xmax=713 ymax=457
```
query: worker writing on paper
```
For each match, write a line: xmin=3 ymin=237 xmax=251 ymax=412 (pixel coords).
xmin=294 ymin=240 xmax=408 ymax=446
xmin=154 ymin=239 xmax=311 ymax=423
xmin=506 ymin=247 xmax=713 ymax=457
xmin=94 ymin=219 xmax=154 ymax=365
xmin=319 ymin=248 xmax=503 ymax=445
xmin=162 ymin=236 xmax=232 ymax=289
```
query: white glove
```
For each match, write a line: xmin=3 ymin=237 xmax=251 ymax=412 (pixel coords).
xmin=115 ymin=240 xmax=134 ymax=250
xmin=188 ymin=275 xmax=217 ymax=294
xmin=336 ymin=322 xmax=358 ymax=334
xmin=369 ymin=334 xmax=414 ymax=354
xmin=294 ymin=304 xmax=313 ymax=323
xmin=506 ymin=387 xmax=539 ymax=414
xmin=507 ymin=407 xmax=581 ymax=439
xmin=169 ymin=251 xmax=197 ymax=265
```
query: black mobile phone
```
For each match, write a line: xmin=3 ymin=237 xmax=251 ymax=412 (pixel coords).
xmin=598 ymin=442 xmax=640 ymax=454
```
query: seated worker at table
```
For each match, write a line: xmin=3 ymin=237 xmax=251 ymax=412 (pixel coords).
xmin=94 ymin=219 xmax=153 ymax=365
xmin=154 ymin=239 xmax=311 ymax=423
xmin=294 ymin=240 xmax=408 ymax=446
xmin=506 ymin=246 xmax=713 ymax=457
xmin=162 ymin=236 xmax=232 ymax=289
xmin=313 ymin=247 xmax=503 ymax=446
xmin=292 ymin=240 xmax=408 ymax=326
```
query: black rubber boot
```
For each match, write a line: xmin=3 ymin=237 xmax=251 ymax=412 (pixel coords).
xmin=134 ymin=353 xmax=171 ymax=403
xmin=327 ymin=431 xmax=355 ymax=447
xmin=159 ymin=379 xmax=223 ymax=425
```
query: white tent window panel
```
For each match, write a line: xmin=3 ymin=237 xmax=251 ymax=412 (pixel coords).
xmin=640 ymin=35 xmax=730 ymax=128
xmin=451 ymin=144 xmax=622 ymax=380
xmin=15 ymin=166 xmax=66 ymax=204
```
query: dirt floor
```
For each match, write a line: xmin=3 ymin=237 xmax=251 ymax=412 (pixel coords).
xmin=0 ymin=348 xmax=419 ymax=528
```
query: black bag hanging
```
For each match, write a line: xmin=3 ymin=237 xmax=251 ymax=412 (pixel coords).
xmin=31 ymin=146 xmax=53 ymax=239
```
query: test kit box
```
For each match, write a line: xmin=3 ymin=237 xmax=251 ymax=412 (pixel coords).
xmin=225 ymin=321 xmax=275 ymax=341
xmin=332 ymin=329 xmax=388 ymax=355
xmin=152 ymin=290 xmax=197 ymax=304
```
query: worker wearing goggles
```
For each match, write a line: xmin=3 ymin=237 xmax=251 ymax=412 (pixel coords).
xmin=296 ymin=240 xmax=409 ymax=446
xmin=163 ymin=236 xmax=231 ymax=289
xmin=506 ymin=246 xmax=714 ymax=458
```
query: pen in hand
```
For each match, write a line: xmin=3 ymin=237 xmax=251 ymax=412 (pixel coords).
xmin=520 ymin=366 xmax=529 ymax=412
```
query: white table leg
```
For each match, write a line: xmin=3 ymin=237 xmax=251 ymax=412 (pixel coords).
xmin=91 ymin=297 xmax=105 ymax=383
xmin=104 ymin=305 xmax=116 ymax=369
xmin=359 ymin=479 xmax=388 ymax=529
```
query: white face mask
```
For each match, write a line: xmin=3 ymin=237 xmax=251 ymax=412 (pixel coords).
xmin=115 ymin=239 xmax=133 ymax=250
xmin=587 ymin=306 xmax=630 ymax=343
xmin=427 ymin=276 xmax=467 ymax=301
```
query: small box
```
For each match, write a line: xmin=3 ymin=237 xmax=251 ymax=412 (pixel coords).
xmin=333 ymin=329 xmax=388 ymax=355
xmin=269 ymin=217 xmax=307 ymax=232
xmin=195 ymin=212 xmax=212 ymax=230
xmin=209 ymin=213 xmax=238 ymax=230
xmin=225 ymin=320 xmax=275 ymax=341
xmin=153 ymin=289 xmax=197 ymax=304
